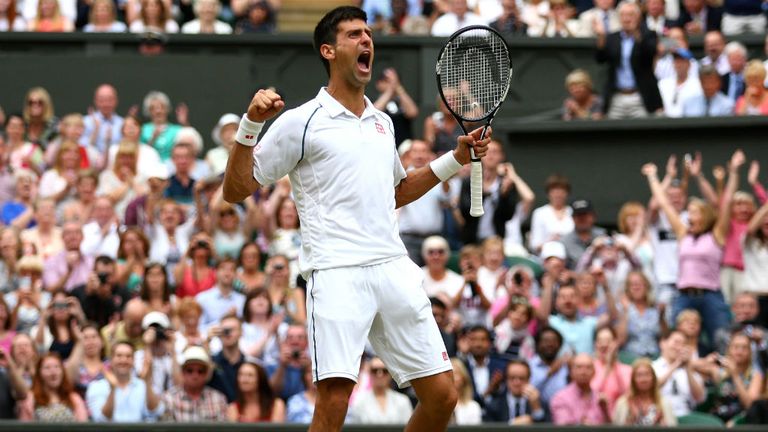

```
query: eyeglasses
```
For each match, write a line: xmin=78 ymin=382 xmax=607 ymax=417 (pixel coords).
xmin=27 ymin=99 xmax=44 ymax=106
xmin=182 ymin=366 xmax=208 ymax=375
xmin=507 ymin=375 xmax=528 ymax=381
xmin=427 ymin=249 xmax=446 ymax=256
xmin=371 ymin=367 xmax=389 ymax=376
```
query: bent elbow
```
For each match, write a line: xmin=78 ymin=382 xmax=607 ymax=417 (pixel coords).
xmin=222 ymin=183 xmax=244 ymax=204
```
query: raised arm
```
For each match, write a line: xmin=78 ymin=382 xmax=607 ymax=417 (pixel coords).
xmin=642 ymin=163 xmax=688 ymax=240
xmin=223 ymin=90 xmax=285 ymax=203
xmin=748 ymin=160 xmax=768 ymax=205
xmin=714 ymin=150 xmax=745 ymax=245
xmin=687 ymin=152 xmax=719 ymax=206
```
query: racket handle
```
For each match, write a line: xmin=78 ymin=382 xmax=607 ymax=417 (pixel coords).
xmin=469 ymin=160 xmax=484 ymax=217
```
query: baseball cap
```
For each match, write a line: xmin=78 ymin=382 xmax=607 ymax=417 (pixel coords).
xmin=142 ymin=311 xmax=171 ymax=330
xmin=181 ymin=346 xmax=211 ymax=367
xmin=540 ymin=241 xmax=566 ymax=261
xmin=571 ymin=199 xmax=594 ymax=215
xmin=672 ymin=48 xmax=694 ymax=60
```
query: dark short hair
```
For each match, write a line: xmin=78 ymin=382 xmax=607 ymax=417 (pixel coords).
xmin=217 ymin=257 xmax=238 ymax=269
xmin=95 ymin=255 xmax=115 ymax=268
xmin=698 ymin=64 xmax=720 ymax=80
xmin=467 ymin=325 xmax=492 ymax=340
xmin=506 ymin=359 xmax=531 ymax=379
xmin=112 ymin=340 xmax=135 ymax=356
xmin=429 ymin=296 xmax=447 ymax=310
xmin=535 ymin=326 xmax=564 ymax=347
xmin=545 ymin=174 xmax=571 ymax=193
xmin=313 ymin=6 xmax=367 ymax=76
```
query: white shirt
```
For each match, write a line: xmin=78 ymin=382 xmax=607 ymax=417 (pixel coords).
xmin=652 ymin=356 xmax=703 ymax=417
xmin=454 ymin=399 xmax=483 ymax=425
xmin=423 ymin=268 xmax=464 ymax=299
xmin=180 ymin=19 xmax=232 ymax=34
xmin=699 ymin=54 xmax=731 ymax=75
xmin=129 ymin=20 xmax=179 ymax=33
xmin=195 ymin=286 xmax=246 ymax=329
xmin=529 ymin=204 xmax=574 ymax=252
xmin=742 ymin=236 xmax=768 ymax=295
xmin=467 ymin=0 xmax=503 ymax=22
xmin=655 ymin=55 xmax=699 ymax=82
xmin=504 ymin=201 xmax=529 ymax=252
xmin=87 ymin=376 xmax=164 ymax=422
xmin=658 ymin=75 xmax=703 ymax=118
xmin=107 ymin=143 xmax=162 ymax=180
xmin=431 ymin=12 xmax=487 ymax=36
xmin=80 ymin=221 xmax=120 ymax=259
xmin=348 ymin=389 xmax=413 ymax=424
xmin=252 ymin=88 xmax=408 ymax=277
xmin=398 ymin=171 xmax=448 ymax=235
xmin=468 ymin=355 xmax=490 ymax=396
xmin=650 ymin=211 xmax=688 ymax=285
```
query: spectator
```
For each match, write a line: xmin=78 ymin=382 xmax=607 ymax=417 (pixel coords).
xmin=129 ymin=0 xmax=179 ymax=33
xmin=484 ymin=359 xmax=545 ymax=423
xmin=86 ymin=340 xmax=163 ymax=422
xmin=529 ymin=174 xmax=573 ymax=253
xmin=562 ymin=69 xmax=604 ymax=121
xmin=643 ymin=0 xmax=670 ymax=35
xmin=578 ymin=0 xmax=620 ymax=38
xmin=462 ymin=325 xmax=507 ymax=407
xmin=263 ymin=255 xmax=305 ymax=325
xmin=574 ymin=272 xmax=607 ymax=318
xmin=421 ymin=236 xmax=463 ymax=303
xmin=675 ymin=309 xmax=708 ymax=358
xmin=22 ymin=199 xmax=63 ymax=260
xmin=227 ymin=360 xmax=284 ymax=422
xmin=591 ymin=326 xmax=632 ymax=412
xmin=450 ymin=358 xmax=482 ymax=425
xmin=164 ymin=142 xmax=197 ymax=206
xmin=614 ymin=201 xmax=654 ymax=277
xmin=205 ymin=114 xmax=238 ymax=175
xmin=108 ymin=115 xmax=162 ymax=181
xmin=136 ymin=311 xmax=176 ymax=396
xmin=98 ymin=142 xmax=147 ymax=218
xmin=195 ymin=258 xmax=245 ymax=329
xmin=182 ymin=0 xmax=232 ymax=34
xmin=163 ymin=346 xmax=227 ymax=421
xmin=743 ymin=199 xmax=768 ymax=323
xmin=489 ymin=0 xmax=527 ymax=35
xmin=263 ymin=188 xmax=301 ymax=284
xmin=266 ymin=324 xmax=309 ymax=401
xmin=709 ymin=333 xmax=764 ymax=422
xmin=617 ymin=271 xmax=666 ymax=358
xmin=423 ymin=92 xmax=463 ymax=156
xmin=0 ymin=135 xmax=14 ymax=204
xmin=562 ymin=199 xmax=606 ymax=268
xmin=32 ymin=290 xmax=84 ymax=360
xmin=373 ymin=68 xmax=418 ymax=146
xmin=348 ymin=357 xmax=413 ymax=424
xmin=681 ymin=64 xmax=735 ymax=116
xmin=43 ymin=114 xmax=89 ymax=171
xmin=19 ymin=353 xmax=87 ymax=421
xmin=595 ymin=1 xmax=662 ymax=119
xmin=0 ymin=298 xmax=14 ymax=353
xmin=0 ymin=343 xmax=29 ymax=419
xmin=721 ymin=0 xmax=765 ymax=35
xmin=38 ymin=140 xmax=80 ymax=204
xmin=0 ymin=227 xmax=22 ymax=294
xmin=1 ymin=170 xmax=37 ymax=230
xmin=477 ymin=236 xmax=506 ymax=299
xmin=652 ymin=330 xmax=706 ymax=417
xmin=521 ymin=0 xmax=551 ymax=36
xmin=493 ymin=296 xmax=535 ymax=360
xmin=452 ymin=246 xmax=494 ymax=327
xmin=29 ymin=0 xmax=74 ymax=32
xmin=138 ymin=263 xmax=174 ymax=316
xmin=42 ymin=221 xmax=93 ymax=292
xmin=643 ymin=154 xmax=738 ymax=351
xmin=148 ymin=201 xmax=198 ymax=288
xmin=535 ymin=0 xmax=580 ymax=37
xmin=721 ymin=42 xmax=747 ymax=103
xmin=542 ymin=281 xmax=598 ymax=355
xmin=100 ymin=298 xmax=146 ymax=354
xmin=5 ymin=114 xmax=44 ymax=174
xmin=70 ymin=256 xmax=130 ymax=329
xmin=173 ymin=298 xmax=205 ymax=358
xmin=124 ymin=164 xmax=168 ymax=229
xmin=612 ymin=358 xmax=677 ymax=425
xmin=11 ymin=333 xmax=37 ymax=388
xmin=80 ymin=197 xmax=121 ymax=259
xmin=720 ymin=186 xmax=759 ymax=305
xmin=655 ymin=27 xmax=699 ymax=82
xmin=204 ymin=199 xmax=252 ymax=262
xmin=207 ymin=313 xmax=244 ymax=401
xmin=431 ymin=297 xmax=458 ymax=358
xmin=237 ymin=242 xmax=266 ymax=292
xmin=83 ymin=0 xmax=126 ymax=32
xmin=140 ymin=91 xmax=185 ymax=162
xmin=7 ymin=255 xmax=48 ymax=334
xmin=234 ymin=0 xmax=276 ymax=34
xmin=659 ymin=48 xmax=703 ymax=117
xmin=115 ymin=227 xmax=150 ymax=295
xmin=82 ymin=84 xmax=123 ymax=156
xmin=550 ymin=353 xmax=610 ymax=425
xmin=700 ymin=31 xmax=730 ymax=75
xmin=672 ymin=0 xmax=723 ymax=34
xmin=431 ymin=0 xmax=484 ymax=36
xmin=715 ymin=293 xmax=767 ymax=364
xmin=285 ymin=365 xmax=316 ymax=423
xmin=61 ymin=169 xmax=98 ymax=224
xmin=65 ymin=322 xmax=107 ymax=397
xmin=735 ymin=60 xmax=768 ymax=115
xmin=0 ymin=0 xmax=27 ymax=30
xmin=241 ymin=289 xmax=279 ymax=363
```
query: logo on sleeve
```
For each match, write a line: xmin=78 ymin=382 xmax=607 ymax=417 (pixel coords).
xmin=442 ymin=352 xmax=449 ymax=361
xmin=375 ymin=122 xmax=386 ymax=135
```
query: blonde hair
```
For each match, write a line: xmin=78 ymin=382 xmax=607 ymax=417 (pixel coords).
xmin=617 ymin=201 xmax=645 ymax=234
xmin=54 ymin=140 xmax=81 ymax=172
xmin=676 ymin=308 xmax=701 ymax=327
xmin=450 ymin=358 xmax=474 ymax=402
xmin=628 ymin=358 xmax=661 ymax=405
xmin=744 ymin=60 xmax=767 ymax=85
xmin=688 ymin=197 xmax=717 ymax=233
xmin=482 ymin=236 xmax=504 ymax=254
xmin=23 ymin=87 xmax=55 ymax=123
xmin=112 ymin=141 xmax=138 ymax=175
xmin=565 ymin=69 xmax=593 ymax=91
xmin=89 ymin=0 xmax=116 ymax=23
xmin=624 ymin=270 xmax=654 ymax=305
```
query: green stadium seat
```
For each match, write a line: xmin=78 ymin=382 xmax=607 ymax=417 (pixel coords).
xmin=677 ymin=412 xmax=724 ymax=426
xmin=618 ymin=351 xmax=639 ymax=365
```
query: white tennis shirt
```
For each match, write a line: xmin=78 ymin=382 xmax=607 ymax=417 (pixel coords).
xmin=252 ymin=88 xmax=408 ymax=277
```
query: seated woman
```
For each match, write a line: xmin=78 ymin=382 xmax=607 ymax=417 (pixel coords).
xmin=241 ymin=289 xmax=279 ymax=364
xmin=617 ymin=271 xmax=666 ymax=359
xmin=139 ymin=263 xmax=174 ymax=316
xmin=173 ymin=233 xmax=216 ymax=299
xmin=562 ymin=69 xmax=603 ymax=120
xmin=128 ymin=0 xmax=178 ymax=33
xmin=11 ymin=333 xmax=38 ymax=388
xmin=592 ymin=326 xmax=632 ymax=413
xmin=5 ymin=255 xmax=49 ymax=334
xmin=64 ymin=323 xmax=107 ymax=397
xmin=575 ymin=272 xmax=606 ymax=318
xmin=181 ymin=0 xmax=231 ymax=34
xmin=709 ymin=333 xmax=764 ymax=423
xmin=97 ymin=141 xmax=148 ymax=220
xmin=227 ymin=361 xmax=285 ymax=422
xmin=612 ymin=358 xmax=677 ymax=426
xmin=83 ymin=0 xmax=126 ymax=32
xmin=493 ymin=296 xmax=535 ymax=360
xmin=28 ymin=0 xmax=73 ymax=32
xmin=115 ymin=227 xmax=150 ymax=294
xmin=19 ymin=353 xmax=88 ymax=421
xmin=38 ymin=140 xmax=81 ymax=205
xmin=735 ymin=60 xmax=768 ymax=116
xmin=237 ymin=242 xmax=266 ymax=292
xmin=173 ymin=297 xmax=205 ymax=358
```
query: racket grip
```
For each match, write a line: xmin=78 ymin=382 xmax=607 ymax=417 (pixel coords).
xmin=469 ymin=161 xmax=484 ymax=217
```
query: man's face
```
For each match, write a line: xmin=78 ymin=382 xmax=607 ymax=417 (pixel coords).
xmin=673 ymin=56 xmax=691 ymax=78
xmin=555 ymin=286 xmax=578 ymax=318
xmin=683 ymin=0 xmax=704 ymax=13
xmin=595 ymin=0 xmax=614 ymax=10
xmin=62 ymin=223 xmax=84 ymax=250
xmin=217 ymin=262 xmax=237 ymax=287
xmin=667 ymin=186 xmax=686 ymax=212
xmin=94 ymin=86 xmax=118 ymax=116
xmin=482 ymin=142 xmax=504 ymax=172
xmin=733 ymin=295 xmax=759 ymax=323
xmin=700 ymin=74 xmax=721 ymax=97
xmin=408 ymin=141 xmax=432 ymax=168
xmin=328 ymin=19 xmax=373 ymax=89
xmin=182 ymin=361 xmax=209 ymax=391
xmin=661 ymin=332 xmax=685 ymax=359
xmin=646 ymin=0 xmax=665 ymax=17
xmin=172 ymin=145 xmax=194 ymax=175
xmin=93 ymin=198 xmax=114 ymax=226
xmin=728 ymin=51 xmax=746 ymax=74
xmin=424 ymin=245 xmax=448 ymax=269
xmin=572 ymin=212 xmax=595 ymax=232
xmin=95 ymin=261 xmax=116 ymax=288
xmin=220 ymin=317 xmax=242 ymax=348
xmin=704 ymin=32 xmax=725 ymax=59
xmin=571 ymin=355 xmax=595 ymax=385
xmin=285 ymin=326 xmax=308 ymax=351
xmin=452 ymin=0 xmax=469 ymax=16
xmin=111 ymin=344 xmax=135 ymax=376
xmin=467 ymin=329 xmax=491 ymax=357
xmin=15 ymin=176 xmax=33 ymax=200
xmin=432 ymin=304 xmax=447 ymax=328
xmin=537 ymin=331 xmax=561 ymax=361
xmin=618 ymin=4 xmax=640 ymax=32
xmin=506 ymin=363 xmax=529 ymax=396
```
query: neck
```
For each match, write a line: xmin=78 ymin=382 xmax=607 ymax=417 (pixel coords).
xmin=326 ymin=82 xmax=366 ymax=117
xmin=242 ymin=392 xmax=258 ymax=403
xmin=577 ymin=382 xmax=591 ymax=393
xmin=116 ymin=372 xmax=131 ymax=385
xmin=218 ymin=284 xmax=232 ymax=294
xmin=428 ymin=267 xmax=446 ymax=279
xmin=184 ymin=385 xmax=204 ymax=398
xmin=373 ymin=386 xmax=387 ymax=396
xmin=223 ymin=345 xmax=241 ymax=362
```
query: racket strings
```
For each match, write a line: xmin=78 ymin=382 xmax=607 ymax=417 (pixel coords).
xmin=438 ymin=29 xmax=511 ymax=122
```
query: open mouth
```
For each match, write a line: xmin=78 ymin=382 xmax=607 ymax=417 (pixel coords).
xmin=357 ymin=51 xmax=371 ymax=73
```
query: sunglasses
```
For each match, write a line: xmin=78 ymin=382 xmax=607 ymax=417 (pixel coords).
xmin=371 ymin=367 xmax=389 ymax=375
xmin=182 ymin=367 xmax=208 ymax=375
xmin=27 ymin=99 xmax=44 ymax=106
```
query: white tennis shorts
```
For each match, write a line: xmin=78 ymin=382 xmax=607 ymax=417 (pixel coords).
xmin=306 ymin=255 xmax=452 ymax=388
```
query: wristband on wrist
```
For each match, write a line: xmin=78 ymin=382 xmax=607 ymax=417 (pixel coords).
xmin=235 ymin=114 xmax=264 ymax=147
xmin=430 ymin=151 xmax=463 ymax=182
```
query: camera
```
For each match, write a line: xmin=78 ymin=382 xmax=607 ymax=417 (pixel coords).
xmin=513 ymin=272 xmax=523 ymax=285
xmin=195 ymin=240 xmax=209 ymax=249
xmin=222 ymin=328 xmax=233 ymax=337
xmin=53 ymin=302 xmax=69 ymax=310
xmin=291 ymin=350 xmax=301 ymax=360
xmin=97 ymin=272 xmax=110 ymax=285
xmin=149 ymin=323 xmax=168 ymax=341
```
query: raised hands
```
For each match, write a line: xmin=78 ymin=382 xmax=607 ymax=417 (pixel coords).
xmin=247 ymin=89 xmax=285 ymax=123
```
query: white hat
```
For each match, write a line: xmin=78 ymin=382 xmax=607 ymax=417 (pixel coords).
xmin=212 ymin=113 xmax=240 ymax=147
xmin=142 ymin=311 xmax=171 ymax=330
xmin=540 ymin=241 xmax=566 ymax=261
xmin=181 ymin=346 xmax=211 ymax=367
xmin=148 ymin=163 xmax=170 ymax=181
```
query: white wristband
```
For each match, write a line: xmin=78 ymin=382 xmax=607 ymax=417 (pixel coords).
xmin=430 ymin=151 xmax=463 ymax=182
xmin=235 ymin=114 xmax=264 ymax=147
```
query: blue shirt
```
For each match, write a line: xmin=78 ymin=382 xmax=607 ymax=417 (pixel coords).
xmin=286 ymin=392 xmax=314 ymax=423
xmin=164 ymin=175 xmax=195 ymax=205
xmin=548 ymin=314 xmax=598 ymax=354
xmin=195 ymin=286 xmax=246 ymax=329
xmin=616 ymin=32 xmax=637 ymax=90
xmin=529 ymin=355 xmax=569 ymax=411
xmin=681 ymin=92 xmax=734 ymax=117
xmin=266 ymin=363 xmax=305 ymax=401
xmin=0 ymin=202 xmax=34 ymax=228
xmin=86 ymin=376 xmax=164 ymax=422
xmin=81 ymin=112 xmax=124 ymax=154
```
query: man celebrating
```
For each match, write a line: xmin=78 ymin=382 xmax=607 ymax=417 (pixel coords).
xmin=223 ymin=6 xmax=490 ymax=431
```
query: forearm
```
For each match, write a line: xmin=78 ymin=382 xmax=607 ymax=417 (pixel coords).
xmin=223 ymin=143 xmax=261 ymax=203
xmin=269 ymin=365 xmax=286 ymax=394
xmin=101 ymin=388 xmax=116 ymax=420
xmin=145 ymin=379 xmax=160 ymax=411
xmin=373 ymin=89 xmax=394 ymax=111
xmin=7 ymin=366 xmax=28 ymax=400
xmin=695 ymin=175 xmax=719 ymax=207
xmin=748 ymin=202 xmax=768 ymax=234
xmin=396 ymin=87 xmax=419 ymax=119
xmin=687 ymin=368 xmax=705 ymax=402
xmin=395 ymin=166 xmax=441 ymax=209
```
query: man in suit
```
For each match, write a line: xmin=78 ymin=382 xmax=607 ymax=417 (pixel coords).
xmin=672 ymin=0 xmax=723 ymax=34
xmin=463 ymin=325 xmax=508 ymax=407
xmin=578 ymin=0 xmax=620 ymax=37
xmin=484 ymin=360 xmax=546 ymax=424
xmin=596 ymin=1 xmax=663 ymax=119
xmin=720 ymin=41 xmax=748 ymax=103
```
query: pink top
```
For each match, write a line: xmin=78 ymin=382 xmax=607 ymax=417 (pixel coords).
xmin=677 ymin=232 xmax=722 ymax=291
xmin=176 ymin=266 xmax=216 ymax=298
xmin=722 ymin=219 xmax=748 ymax=270
xmin=735 ymin=94 xmax=768 ymax=115
xmin=591 ymin=360 xmax=631 ymax=413
xmin=490 ymin=294 xmax=540 ymax=335
xmin=551 ymin=383 xmax=609 ymax=425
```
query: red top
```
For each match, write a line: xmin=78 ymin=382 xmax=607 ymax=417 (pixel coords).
xmin=175 ymin=266 xmax=216 ymax=298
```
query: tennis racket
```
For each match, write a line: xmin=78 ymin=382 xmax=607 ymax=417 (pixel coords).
xmin=435 ymin=25 xmax=512 ymax=217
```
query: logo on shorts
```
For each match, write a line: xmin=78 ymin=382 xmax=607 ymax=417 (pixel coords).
xmin=442 ymin=352 xmax=449 ymax=361
xmin=375 ymin=122 xmax=386 ymax=134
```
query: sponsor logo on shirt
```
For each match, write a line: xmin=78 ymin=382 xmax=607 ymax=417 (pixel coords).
xmin=375 ymin=122 xmax=386 ymax=135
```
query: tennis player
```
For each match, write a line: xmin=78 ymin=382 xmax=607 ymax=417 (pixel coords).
xmin=223 ymin=6 xmax=490 ymax=431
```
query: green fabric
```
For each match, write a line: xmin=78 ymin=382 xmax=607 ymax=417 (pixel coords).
xmin=677 ymin=412 xmax=725 ymax=426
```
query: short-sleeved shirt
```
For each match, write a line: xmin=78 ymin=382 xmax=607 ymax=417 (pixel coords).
xmin=252 ymin=88 xmax=407 ymax=277
xmin=548 ymin=314 xmax=598 ymax=354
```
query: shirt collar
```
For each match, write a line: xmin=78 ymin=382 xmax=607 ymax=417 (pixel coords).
xmin=316 ymin=87 xmax=375 ymax=119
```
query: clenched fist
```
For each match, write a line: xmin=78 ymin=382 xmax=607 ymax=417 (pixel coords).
xmin=247 ymin=89 xmax=285 ymax=123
